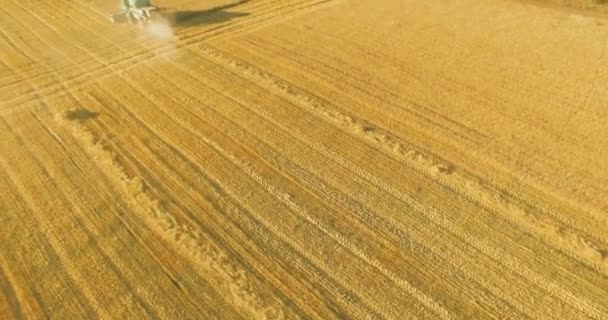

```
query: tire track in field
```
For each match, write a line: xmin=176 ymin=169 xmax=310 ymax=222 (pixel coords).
xmin=0 ymin=24 xmax=47 ymax=78
xmin=153 ymin=47 xmax=604 ymax=318
xmin=53 ymin=109 xmax=289 ymax=320
xmin=265 ymin=19 xmax=608 ymax=216
xmin=238 ymin=35 xmax=492 ymax=144
xmin=54 ymin=0 xmax=332 ymax=84
xmin=59 ymin=43 xmax=608 ymax=318
xmin=193 ymin=44 xmax=608 ymax=272
xmin=67 ymin=93 xmax=310 ymax=319
xmin=35 ymin=15 xmax=440 ymax=318
xmin=141 ymin=45 xmax=608 ymax=318
xmin=0 ymin=0 xmax=156 ymax=112
xmin=139 ymin=58 xmax=548 ymax=318
xmin=0 ymin=251 xmax=25 ymax=319
xmin=212 ymin=40 xmax=608 ymax=288
xmin=0 ymin=0 xmax=338 ymax=111
xmin=89 ymin=70 xmax=422 ymax=319
xmin=5 ymin=0 xmax=104 ymax=70
xmin=114 ymin=31 xmax=608 ymax=316
xmin=112 ymin=63 xmax=457 ymax=317
xmin=37 ymin=94 xmax=250 ymax=319
xmin=0 ymin=3 xmax=99 ymax=116
xmin=200 ymin=125 xmax=454 ymax=320
xmin=0 ymin=118 xmax=117 ymax=320
xmin=4 ymin=110 xmax=202 ymax=319
xmin=224 ymin=27 xmax=608 ymax=222
xmin=233 ymin=33 xmax=608 ymax=231
xmin=28 ymin=110 xmax=235 ymax=319
xmin=4 ymin=0 xmax=607 ymax=318
xmin=89 ymin=57 xmax=451 ymax=317
xmin=147 ymin=50 xmax=571 ymax=317
xmin=241 ymin=104 xmax=608 ymax=319
xmin=75 ymin=88 xmax=383 ymax=319
xmin=1 ymin=3 xmax=346 ymax=312
xmin=149 ymin=54 xmax=593 ymax=318
xmin=89 ymin=126 xmax=343 ymax=320
xmin=1 ymin=0 xmax=204 ymax=109
xmin=233 ymin=35 xmax=495 ymax=164
xmin=0 ymin=170 xmax=88 ymax=319
xmin=205 ymin=0 xmax=340 ymax=42
xmin=76 ymin=119 xmax=286 ymax=320
xmin=1 ymin=0 xmax=179 ymax=115
xmin=191 ymin=76 xmax=604 ymax=318
xmin=0 ymin=24 xmax=53 ymax=116
xmin=172 ymin=45 xmax=608 ymax=318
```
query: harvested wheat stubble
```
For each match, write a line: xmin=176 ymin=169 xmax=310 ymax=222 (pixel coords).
xmin=1 ymin=0 xmax=608 ymax=319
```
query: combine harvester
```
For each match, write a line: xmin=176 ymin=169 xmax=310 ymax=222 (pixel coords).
xmin=110 ymin=0 xmax=159 ymax=24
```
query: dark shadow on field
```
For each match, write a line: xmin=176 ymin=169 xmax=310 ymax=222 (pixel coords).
xmin=162 ymin=0 xmax=251 ymax=28
xmin=64 ymin=109 xmax=98 ymax=121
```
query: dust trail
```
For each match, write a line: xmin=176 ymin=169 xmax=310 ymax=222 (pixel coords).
xmin=136 ymin=15 xmax=177 ymax=54
xmin=145 ymin=17 xmax=174 ymax=38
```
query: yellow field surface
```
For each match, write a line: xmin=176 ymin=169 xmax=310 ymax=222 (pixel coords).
xmin=1 ymin=0 xmax=608 ymax=318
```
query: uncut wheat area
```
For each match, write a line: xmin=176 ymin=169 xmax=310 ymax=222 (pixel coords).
xmin=1 ymin=0 xmax=607 ymax=319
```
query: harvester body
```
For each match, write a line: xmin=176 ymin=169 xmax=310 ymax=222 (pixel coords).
xmin=111 ymin=0 xmax=158 ymax=24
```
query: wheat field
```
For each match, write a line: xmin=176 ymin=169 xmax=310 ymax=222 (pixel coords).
xmin=1 ymin=0 xmax=608 ymax=319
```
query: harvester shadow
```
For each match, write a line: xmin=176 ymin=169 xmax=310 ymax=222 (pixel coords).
xmin=163 ymin=0 xmax=251 ymax=27
xmin=64 ymin=109 xmax=99 ymax=121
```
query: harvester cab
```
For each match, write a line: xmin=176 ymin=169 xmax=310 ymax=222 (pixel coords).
xmin=110 ymin=0 xmax=158 ymax=24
